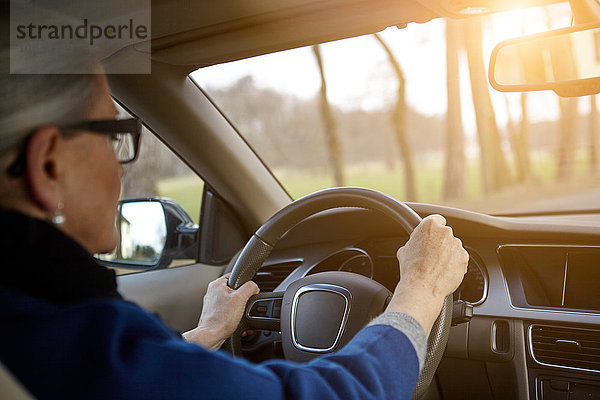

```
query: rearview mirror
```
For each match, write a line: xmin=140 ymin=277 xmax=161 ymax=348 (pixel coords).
xmin=96 ymin=198 xmax=198 ymax=270
xmin=489 ymin=22 xmax=600 ymax=97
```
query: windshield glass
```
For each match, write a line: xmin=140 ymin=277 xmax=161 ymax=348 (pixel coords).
xmin=192 ymin=3 xmax=600 ymax=215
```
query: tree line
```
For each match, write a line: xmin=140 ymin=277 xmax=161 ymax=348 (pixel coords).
xmin=205 ymin=15 xmax=597 ymax=204
xmin=125 ymin=13 xmax=599 ymax=205
xmin=308 ymin=15 xmax=598 ymax=201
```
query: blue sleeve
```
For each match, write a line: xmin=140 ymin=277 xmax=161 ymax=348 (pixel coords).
xmin=261 ymin=325 xmax=420 ymax=399
xmin=1 ymin=298 xmax=420 ymax=400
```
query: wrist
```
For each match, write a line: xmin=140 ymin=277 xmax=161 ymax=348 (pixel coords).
xmin=385 ymin=283 xmax=445 ymax=336
xmin=183 ymin=325 xmax=225 ymax=350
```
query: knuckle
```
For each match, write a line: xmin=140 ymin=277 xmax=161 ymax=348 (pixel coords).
xmin=240 ymin=280 xmax=259 ymax=295
xmin=421 ymin=218 xmax=434 ymax=229
xmin=249 ymin=281 xmax=259 ymax=293
xmin=454 ymin=237 xmax=464 ymax=249
xmin=396 ymin=246 xmax=404 ymax=257
xmin=428 ymin=214 xmax=446 ymax=226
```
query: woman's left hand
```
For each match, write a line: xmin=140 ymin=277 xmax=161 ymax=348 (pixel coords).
xmin=183 ymin=273 xmax=259 ymax=350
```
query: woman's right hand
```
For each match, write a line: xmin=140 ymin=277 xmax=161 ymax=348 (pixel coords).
xmin=385 ymin=214 xmax=469 ymax=335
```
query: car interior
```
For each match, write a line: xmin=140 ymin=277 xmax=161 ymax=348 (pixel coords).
xmin=3 ymin=0 xmax=600 ymax=399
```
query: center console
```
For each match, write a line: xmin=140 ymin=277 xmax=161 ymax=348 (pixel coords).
xmin=499 ymin=245 xmax=600 ymax=399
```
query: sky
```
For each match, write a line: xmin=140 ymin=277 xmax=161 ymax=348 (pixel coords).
xmin=191 ymin=2 xmax=579 ymax=141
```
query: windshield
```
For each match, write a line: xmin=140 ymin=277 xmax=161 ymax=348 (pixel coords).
xmin=192 ymin=3 xmax=600 ymax=215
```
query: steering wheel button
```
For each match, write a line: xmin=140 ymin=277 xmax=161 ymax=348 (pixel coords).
xmin=250 ymin=300 xmax=273 ymax=317
xmin=271 ymin=299 xmax=282 ymax=318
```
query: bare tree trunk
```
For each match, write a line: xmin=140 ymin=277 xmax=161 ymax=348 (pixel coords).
xmin=519 ymin=93 xmax=532 ymax=180
xmin=313 ymin=45 xmax=344 ymax=186
xmin=463 ymin=17 xmax=512 ymax=192
xmin=556 ymin=97 xmax=578 ymax=180
xmin=543 ymin=8 xmax=578 ymax=181
xmin=373 ymin=33 xmax=416 ymax=201
xmin=505 ymin=94 xmax=532 ymax=183
xmin=122 ymin=133 xmax=159 ymax=198
xmin=505 ymin=96 xmax=524 ymax=183
xmin=590 ymin=95 xmax=598 ymax=173
xmin=443 ymin=19 xmax=466 ymax=200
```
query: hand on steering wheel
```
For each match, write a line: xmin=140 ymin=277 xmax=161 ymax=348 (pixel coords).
xmin=225 ymin=187 xmax=468 ymax=399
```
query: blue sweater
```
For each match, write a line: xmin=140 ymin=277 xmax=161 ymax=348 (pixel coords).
xmin=1 ymin=291 xmax=420 ymax=399
xmin=0 ymin=209 xmax=420 ymax=399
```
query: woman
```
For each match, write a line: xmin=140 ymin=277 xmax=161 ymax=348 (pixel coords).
xmin=0 ymin=49 xmax=469 ymax=399
xmin=0 ymin=66 xmax=257 ymax=344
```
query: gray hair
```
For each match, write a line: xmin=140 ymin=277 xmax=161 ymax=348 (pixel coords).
xmin=0 ymin=51 xmax=102 ymax=154
xmin=0 ymin=73 xmax=101 ymax=155
xmin=0 ymin=6 xmax=102 ymax=154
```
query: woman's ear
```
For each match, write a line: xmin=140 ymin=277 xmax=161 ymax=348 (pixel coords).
xmin=25 ymin=126 xmax=64 ymax=215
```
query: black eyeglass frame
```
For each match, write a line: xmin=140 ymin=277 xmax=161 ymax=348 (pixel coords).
xmin=6 ymin=118 xmax=142 ymax=177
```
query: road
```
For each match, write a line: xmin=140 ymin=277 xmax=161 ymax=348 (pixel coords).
xmin=501 ymin=188 xmax=600 ymax=214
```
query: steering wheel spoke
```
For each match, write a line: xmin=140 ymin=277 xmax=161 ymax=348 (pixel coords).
xmin=244 ymin=292 xmax=284 ymax=331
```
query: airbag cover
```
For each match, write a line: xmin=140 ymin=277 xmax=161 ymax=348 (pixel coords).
xmin=294 ymin=291 xmax=347 ymax=349
xmin=281 ymin=271 xmax=391 ymax=362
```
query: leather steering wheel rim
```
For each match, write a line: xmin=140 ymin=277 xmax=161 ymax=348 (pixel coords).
xmin=226 ymin=187 xmax=452 ymax=398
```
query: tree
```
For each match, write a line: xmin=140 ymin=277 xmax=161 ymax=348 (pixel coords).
xmin=543 ymin=8 xmax=579 ymax=181
xmin=373 ymin=33 xmax=416 ymax=201
xmin=121 ymin=133 xmax=161 ymax=198
xmin=591 ymin=95 xmax=598 ymax=174
xmin=443 ymin=19 xmax=466 ymax=200
xmin=463 ymin=16 xmax=512 ymax=192
xmin=553 ymin=34 xmax=579 ymax=180
xmin=209 ymin=76 xmax=329 ymax=172
xmin=505 ymin=93 xmax=533 ymax=183
xmin=313 ymin=45 xmax=345 ymax=186
xmin=519 ymin=93 xmax=533 ymax=181
xmin=556 ymin=97 xmax=579 ymax=180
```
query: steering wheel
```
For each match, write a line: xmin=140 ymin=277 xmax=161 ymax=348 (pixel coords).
xmin=226 ymin=187 xmax=452 ymax=398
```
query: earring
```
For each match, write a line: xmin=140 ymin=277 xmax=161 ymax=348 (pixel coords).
xmin=51 ymin=201 xmax=66 ymax=226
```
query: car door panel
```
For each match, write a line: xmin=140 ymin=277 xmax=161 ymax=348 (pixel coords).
xmin=117 ymin=263 xmax=226 ymax=332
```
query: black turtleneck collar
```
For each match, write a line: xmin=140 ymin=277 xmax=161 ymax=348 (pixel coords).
xmin=0 ymin=208 xmax=121 ymax=305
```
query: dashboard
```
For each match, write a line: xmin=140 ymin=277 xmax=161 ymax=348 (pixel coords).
xmin=239 ymin=204 xmax=600 ymax=400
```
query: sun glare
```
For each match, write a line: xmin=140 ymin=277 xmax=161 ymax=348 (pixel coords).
xmin=489 ymin=4 xmax=570 ymax=44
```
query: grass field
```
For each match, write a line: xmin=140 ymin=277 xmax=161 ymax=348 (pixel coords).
xmin=157 ymin=175 xmax=204 ymax=222
xmin=156 ymin=150 xmax=599 ymax=221
xmin=274 ymin=151 xmax=594 ymax=204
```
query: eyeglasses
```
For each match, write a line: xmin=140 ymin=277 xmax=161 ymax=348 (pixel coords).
xmin=6 ymin=118 xmax=142 ymax=177
xmin=65 ymin=118 xmax=142 ymax=164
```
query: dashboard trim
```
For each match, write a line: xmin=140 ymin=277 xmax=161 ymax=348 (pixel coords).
xmin=561 ymin=254 xmax=569 ymax=307
xmin=337 ymin=248 xmax=374 ymax=279
xmin=463 ymin=246 xmax=489 ymax=307
xmin=497 ymin=244 xmax=600 ymax=318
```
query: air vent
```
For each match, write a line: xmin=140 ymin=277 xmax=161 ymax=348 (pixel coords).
xmin=530 ymin=325 xmax=600 ymax=373
xmin=254 ymin=261 xmax=301 ymax=292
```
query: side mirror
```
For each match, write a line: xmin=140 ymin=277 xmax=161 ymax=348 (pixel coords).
xmin=96 ymin=198 xmax=198 ymax=270
xmin=489 ymin=22 xmax=600 ymax=97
